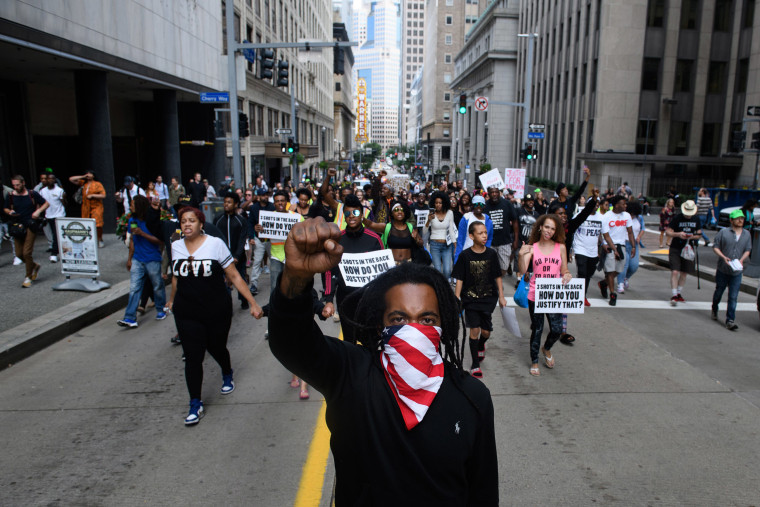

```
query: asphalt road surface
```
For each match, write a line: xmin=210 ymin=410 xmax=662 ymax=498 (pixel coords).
xmin=1 ymin=252 xmax=759 ymax=505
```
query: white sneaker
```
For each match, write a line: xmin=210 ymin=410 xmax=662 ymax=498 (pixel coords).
xmin=50 ymin=255 xmax=58 ymax=263
xmin=623 ymin=278 xmax=629 ymax=289
xmin=333 ymin=312 xmax=340 ymax=322
xmin=22 ymin=277 xmax=32 ymax=288
xmin=617 ymin=283 xmax=625 ymax=294
xmin=13 ymin=257 xmax=23 ymax=266
xmin=98 ymin=241 xmax=105 ymax=248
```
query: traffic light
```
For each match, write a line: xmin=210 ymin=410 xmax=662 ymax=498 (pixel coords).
xmin=525 ymin=144 xmax=534 ymax=160
xmin=531 ymin=146 xmax=538 ymax=160
xmin=731 ymin=131 xmax=747 ymax=151
xmin=287 ymin=137 xmax=295 ymax=154
xmin=238 ymin=113 xmax=250 ymax=138
xmin=259 ymin=49 xmax=274 ymax=79
xmin=293 ymin=142 xmax=300 ymax=153
xmin=752 ymin=132 xmax=760 ymax=150
xmin=277 ymin=60 xmax=289 ymax=87
xmin=458 ymin=94 xmax=467 ymax=114
xmin=280 ymin=142 xmax=287 ymax=154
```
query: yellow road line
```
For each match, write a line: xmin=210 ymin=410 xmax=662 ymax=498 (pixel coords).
xmin=294 ymin=401 xmax=330 ymax=507
xmin=293 ymin=329 xmax=340 ymax=507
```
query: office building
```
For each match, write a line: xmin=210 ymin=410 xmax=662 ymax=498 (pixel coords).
xmin=515 ymin=0 xmax=759 ymax=196
xmin=400 ymin=1 xmax=425 ymax=148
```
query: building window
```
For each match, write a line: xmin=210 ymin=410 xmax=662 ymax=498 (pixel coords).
xmin=641 ymin=58 xmax=660 ymax=91
xmin=443 ymin=112 xmax=450 ymax=120
xmin=446 ymin=15 xmax=453 ymax=25
xmin=707 ymin=61 xmax=727 ymax=93
xmin=636 ymin=120 xmax=657 ymax=155
xmin=445 ymin=53 xmax=452 ymax=64
xmin=743 ymin=0 xmax=756 ymax=29
xmin=736 ymin=58 xmax=749 ymax=94
xmin=444 ymin=73 xmax=451 ymax=83
xmin=679 ymin=0 xmax=699 ymax=29
xmin=442 ymin=146 xmax=451 ymax=159
xmin=713 ymin=0 xmax=732 ymax=31
xmin=445 ymin=34 xmax=452 ymax=45
xmin=700 ymin=123 xmax=721 ymax=156
xmin=668 ymin=121 xmax=689 ymax=156
xmin=444 ymin=92 xmax=451 ymax=101
xmin=446 ymin=0 xmax=453 ymax=5
xmin=674 ymin=59 xmax=694 ymax=92
xmin=646 ymin=0 xmax=665 ymax=27
xmin=335 ymin=82 xmax=341 ymax=91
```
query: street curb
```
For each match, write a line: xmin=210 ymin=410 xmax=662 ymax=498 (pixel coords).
xmin=641 ymin=254 xmax=758 ymax=297
xmin=0 ymin=279 xmax=130 ymax=371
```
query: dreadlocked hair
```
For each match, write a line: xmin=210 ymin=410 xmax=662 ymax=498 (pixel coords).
xmin=339 ymin=262 xmax=465 ymax=372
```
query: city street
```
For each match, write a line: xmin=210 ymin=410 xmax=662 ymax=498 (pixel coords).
xmin=2 ymin=234 xmax=760 ymax=506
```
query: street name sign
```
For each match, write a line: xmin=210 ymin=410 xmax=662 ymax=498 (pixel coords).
xmin=528 ymin=132 xmax=545 ymax=139
xmin=275 ymin=128 xmax=292 ymax=135
xmin=748 ymin=106 xmax=760 ymax=116
xmin=529 ymin=123 xmax=545 ymax=129
xmin=200 ymin=92 xmax=230 ymax=103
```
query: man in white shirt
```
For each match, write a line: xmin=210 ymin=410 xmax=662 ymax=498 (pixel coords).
xmin=600 ymin=196 xmax=635 ymax=306
xmin=115 ymin=176 xmax=146 ymax=216
xmin=154 ymin=175 xmax=170 ymax=209
xmin=39 ymin=174 xmax=66 ymax=262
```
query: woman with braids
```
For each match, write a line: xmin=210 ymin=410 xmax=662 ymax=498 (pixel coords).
xmin=269 ymin=217 xmax=498 ymax=505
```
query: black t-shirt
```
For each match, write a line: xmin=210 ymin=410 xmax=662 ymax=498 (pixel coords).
xmin=484 ymin=198 xmax=515 ymax=246
xmin=171 ymin=236 xmax=233 ymax=318
xmin=452 ymin=247 xmax=501 ymax=310
xmin=308 ymin=202 xmax=336 ymax=223
xmin=515 ymin=207 xmax=540 ymax=245
xmin=669 ymin=213 xmax=700 ymax=251
xmin=5 ymin=191 xmax=46 ymax=222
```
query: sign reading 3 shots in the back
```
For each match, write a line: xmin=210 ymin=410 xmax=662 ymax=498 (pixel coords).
xmin=533 ymin=278 xmax=586 ymax=313
xmin=338 ymin=250 xmax=395 ymax=287
xmin=258 ymin=211 xmax=302 ymax=241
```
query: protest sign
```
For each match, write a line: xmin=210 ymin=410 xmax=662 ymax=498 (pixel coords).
xmin=504 ymin=168 xmax=526 ymax=199
xmin=414 ymin=209 xmax=429 ymax=228
xmin=388 ymin=175 xmax=409 ymax=195
xmin=258 ymin=210 xmax=301 ymax=241
xmin=533 ymin=278 xmax=586 ymax=313
xmin=478 ymin=168 xmax=505 ymax=191
xmin=338 ymin=250 xmax=395 ymax=287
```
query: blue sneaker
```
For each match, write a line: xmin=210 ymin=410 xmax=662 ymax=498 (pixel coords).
xmin=221 ymin=370 xmax=235 ymax=395
xmin=184 ymin=399 xmax=204 ymax=426
xmin=117 ymin=318 xmax=138 ymax=328
xmin=155 ymin=312 xmax=167 ymax=321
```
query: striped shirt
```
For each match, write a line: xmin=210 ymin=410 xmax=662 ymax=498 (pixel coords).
xmin=697 ymin=195 xmax=713 ymax=215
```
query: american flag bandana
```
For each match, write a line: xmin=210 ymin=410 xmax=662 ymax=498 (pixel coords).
xmin=380 ymin=324 xmax=444 ymax=430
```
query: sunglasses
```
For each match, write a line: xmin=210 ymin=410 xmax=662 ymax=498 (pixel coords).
xmin=474 ymin=203 xmax=486 ymax=208
xmin=392 ymin=206 xmax=404 ymax=212
xmin=344 ymin=208 xmax=362 ymax=217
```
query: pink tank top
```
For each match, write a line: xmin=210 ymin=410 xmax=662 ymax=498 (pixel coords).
xmin=528 ymin=242 xmax=562 ymax=301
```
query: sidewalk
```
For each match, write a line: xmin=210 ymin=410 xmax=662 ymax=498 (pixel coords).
xmin=0 ymin=233 xmax=132 ymax=368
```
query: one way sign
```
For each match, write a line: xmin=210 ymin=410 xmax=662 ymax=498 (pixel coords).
xmin=748 ymin=106 xmax=760 ymax=116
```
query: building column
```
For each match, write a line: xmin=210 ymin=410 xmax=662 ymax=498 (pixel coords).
xmin=153 ymin=89 xmax=181 ymax=183
xmin=74 ymin=70 xmax=116 ymax=233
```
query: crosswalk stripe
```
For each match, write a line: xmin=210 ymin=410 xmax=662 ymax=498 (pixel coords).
xmin=506 ymin=298 xmax=757 ymax=311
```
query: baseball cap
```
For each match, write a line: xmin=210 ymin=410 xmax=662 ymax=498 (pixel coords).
xmin=473 ymin=195 xmax=486 ymax=206
xmin=256 ymin=188 xmax=269 ymax=196
xmin=123 ymin=176 xmax=134 ymax=185
xmin=173 ymin=194 xmax=193 ymax=212
xmin=729 ymin=209 xmax=744 ymax=219
xmin=523 ymin=193 xmax=535 ymax=201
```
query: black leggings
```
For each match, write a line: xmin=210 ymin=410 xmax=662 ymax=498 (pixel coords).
xmin=176 ymin=312 xmax=233 ymax=400
xmin=575 ymin=254 xmax=598 ymax=295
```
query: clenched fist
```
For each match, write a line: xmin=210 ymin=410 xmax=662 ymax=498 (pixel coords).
xmin=282 ymin=218 xmax=344 ymax=292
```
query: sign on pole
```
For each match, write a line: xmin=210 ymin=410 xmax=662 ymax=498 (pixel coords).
xmin=747 ymin=106 xmax=760 ymax=116
xmin=504 ymin=168 xmax=526 ymax=198
xmin=478 ymin=168 xmax=505 ymax=190
xmin=338 ymin=250 xmax=395 ymax=287
xmin=275 ymin=128 xmax=292 ymax=135
xmin=200 ymin=92 xmax=230 ymax=103
xmin=533 ymin=278 xmax=586 ymax=313
xmin=258 ymin=211 xmax=302 ymax=241
xmin=528 ymin=132 xmax=545 ymax=139
xmin=529 ymin=123 xmax=545 ymax=129
xmin=474 ymin=96 xmax=489 ymax=112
